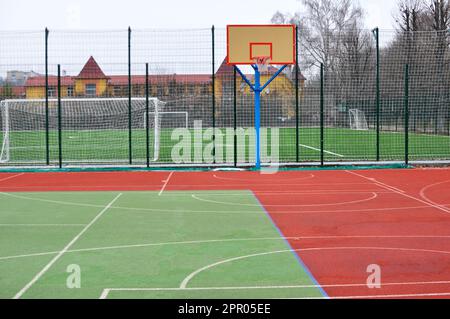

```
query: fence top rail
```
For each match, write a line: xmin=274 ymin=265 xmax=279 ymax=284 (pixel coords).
xmin=0 ymin=28 xmax=214 ymax=34
xmin=1 ymin=27 xmax=448 ymax=34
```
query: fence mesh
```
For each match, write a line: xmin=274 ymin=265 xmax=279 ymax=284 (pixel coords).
xmin=0 ymin=27 xmax=449 ymax=167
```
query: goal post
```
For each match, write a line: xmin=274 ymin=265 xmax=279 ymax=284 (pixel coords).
xmin=0 ymin=97 xmax=173 ymax=164
xmin=0 ymin=100 xmax=10 ymax=163
xmin=348 ymin=109 xmax=369 ymax=131
xmin=142 ymin=111 xmax=189 ymax=161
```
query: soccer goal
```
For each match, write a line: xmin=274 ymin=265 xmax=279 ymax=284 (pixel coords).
xmin=348 ymin=109 xmax=369 ymax=131
xmin=0 ymin=97 xmax=171 ymax=164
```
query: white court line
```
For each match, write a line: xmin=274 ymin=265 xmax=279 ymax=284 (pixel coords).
xmin=0 ymin=224 xmax=85 ymax=227
xmin=212 ymin=173 xmax=315 ymax=182
xmin=346 ymin=170 xmax=450 ymax=214
xmin=191 ymin=192 xmax=378 ymax=207
xmin=299 ymin=144 xmax=345 ymax=158
xmin=419 ymin=180 xmax=450 ymax=209
xmin=3 ymin=235 xmax=450 ymax=263
xmin=346 ymin=171 xmax=406 ymax=194
xmin=159 ymin=171 xmax=174 ymax=196
xmin=179 ymin=246 xmax=450 ymax=289
xmin=100 ymin=281 xmax=450 ymax=299
xmin=0 ymin=173 xmax=24 ymax=183
xmin=13 ymin=193 xmax=122 ymax=299
xmin=0 ymin=191 xmax=445 ymax=215
xmin=290 ymin=292 xmax=450 ymax=299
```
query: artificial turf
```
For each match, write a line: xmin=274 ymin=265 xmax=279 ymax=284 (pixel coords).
xmin=1 ymin=127 xmax=449 ymax=165
xmin=0 ymin=190 xmax=324 ymax=299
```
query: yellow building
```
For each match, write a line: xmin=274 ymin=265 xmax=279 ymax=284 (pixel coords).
xmin=25 ymin=56 xmax=211 ymax=99
xmin=24 ymin=56 xmax=305 ymax=121
xmin=215 ymin=58 xmax=306 ymax=119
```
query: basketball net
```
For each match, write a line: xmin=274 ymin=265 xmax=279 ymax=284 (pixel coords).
xmin=254 ymin=56 xmax=270 ymax=73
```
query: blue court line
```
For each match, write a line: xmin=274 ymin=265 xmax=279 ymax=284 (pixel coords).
xmin=251 ymin=191 xmax=329 ymax=298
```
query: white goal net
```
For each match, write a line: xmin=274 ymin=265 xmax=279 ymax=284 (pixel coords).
xmin=348 ymin=109 xmax=369 ymax=131
xmin=0 ymin=97 xmax=185 ymax=164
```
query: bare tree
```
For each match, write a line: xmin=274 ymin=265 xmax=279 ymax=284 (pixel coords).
xmin=394 ymin=0 xmax=425 ymax=32
xmin=428 ymin=0 xmax=450 ymax=30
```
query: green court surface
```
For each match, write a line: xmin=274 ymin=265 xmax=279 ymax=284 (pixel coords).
xmin=0 ymin=190 xmax=324 ymax=299
xmin=2 ymin=128 xmax=450 ymax=164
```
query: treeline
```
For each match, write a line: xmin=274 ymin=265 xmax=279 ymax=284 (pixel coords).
xmin=272 ymin=0 xmax=450 ymax=133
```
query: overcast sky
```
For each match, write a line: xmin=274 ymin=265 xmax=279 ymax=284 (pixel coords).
xmin=0 ymin=0 xmax=398 ymax=30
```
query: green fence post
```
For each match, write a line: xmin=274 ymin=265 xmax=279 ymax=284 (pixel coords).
xmin=45 ymin=28 xmax=49 ymax=165
xmin=320 ymin=63 xmax=324 ymax=166
xmin=57 ymin=65 xmax=62 ymax=169
xmin=404 ymin=64 xmax=409 ymax=166
xmin=295 ymin=25 xmax=300 ymax=163
xmin=128 ymin=26 xmax=132 ymax=165
xmin=146 ymin=63 xmax=150 ymax=168
xmin=212 ymin=25 xmax=216 ymax=164
xmin=233 ymin=66 xmax=237 ymax=167
xmin=373 ymin=27 xmax=380 ymax=161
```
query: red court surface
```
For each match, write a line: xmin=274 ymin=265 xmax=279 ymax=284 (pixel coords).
xmin=1 ymin=167 xmax=450 ymax=299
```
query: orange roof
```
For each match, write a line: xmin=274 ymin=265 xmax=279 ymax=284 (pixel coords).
xmin=216 ymin=58 xmax=235 ymax=77
xmin=0 ymin=86 xmax=25 ymax=97
xmin=24 ymin=74 xmax=211 ymax=87
xmin=216 ymin=57 xmax=306 ymax=81
xmin=108 ymin=75 xmax=211 ymax=85
xmin=76 ymin=56 xmax=108 ymax=79
xmin=25 ymin=76 xmax=74 ymax=87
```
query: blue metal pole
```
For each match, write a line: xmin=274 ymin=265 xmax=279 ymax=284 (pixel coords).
xmin=235 ymin=64 xmax=288 ymax=170
xmin=254 ymin=66 xmax=261 ymax=169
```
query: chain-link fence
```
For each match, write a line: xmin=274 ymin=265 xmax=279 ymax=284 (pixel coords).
xmin=0 ymin=27 xmax=449 ymax=167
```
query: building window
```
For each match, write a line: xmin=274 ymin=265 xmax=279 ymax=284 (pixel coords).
xmin=67 ymin=86 xmax=74 ymax=97
xmin=85 ymin=84 xmax=96 ymax=97
xmin=47 ymin=87 xmax=55 ymax=97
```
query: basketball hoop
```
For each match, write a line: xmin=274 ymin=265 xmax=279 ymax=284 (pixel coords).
xmin=254 ymin=56 xmax=270 ymax=73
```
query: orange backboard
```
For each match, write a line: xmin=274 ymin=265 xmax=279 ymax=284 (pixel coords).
xmin=227 ymin=25 xmax=296 ymax=65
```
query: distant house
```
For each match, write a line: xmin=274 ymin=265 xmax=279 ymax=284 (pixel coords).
xmin=25 ymin=56 xmax=211 ymax=99
xmin=0 ymin=84 xmax=25 ymax=99
xmin=215 ymin=58 xmax=306 ymax=119
xmin=6 ymin=70 xmax=41 ymax=86
xmin=21 ymin=56 xmax=307 ymax=121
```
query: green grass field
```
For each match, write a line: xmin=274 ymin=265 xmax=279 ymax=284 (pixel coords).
xmin=0 ymin=190 xmax=324 ymax=299
xmin=2 ymin=127 xmax=450 ymax=165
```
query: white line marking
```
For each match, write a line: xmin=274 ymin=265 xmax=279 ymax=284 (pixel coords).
xmin=346 ymin=170 xmax=450 ymax=214
xmin=13 ymin=193 xmax=122 ymax=299
xmin=100 ymin=290 xmax=450 ymax=299
xmin=299 ymin=144 xmax=345 ymax=158
xmin=0 ymin=251 xmax=60 ymax=262
xmin=159 ymin=171 xmax=174 ymax=196
xmin=109 ymin=281 xmax=450 ymax=291
xmin=105 ymin=280 xmax=450 ymax=293
xmin=179 ymin=246 xmax=450 ymax=289
xmin=100 ymin=289 xmax=110 ymax=299
xmin=3 ymin=236 xmax=450 ymax=262
xmin=0 ymin=182 xmax=378 ymax=190
xmin=293 ymin=292 xmax=450 ymax=299
xmin=0 ymin=224 xmax=84 ymax=227
xmin=419 ymin=180 xmax=450 ymax=210
xmin=191 ymin=192 xmax=378 ymax=207
xmin=344 ymin=171 xmax=407 ymax=194
xmin=0 ymin=191 xmax=436 ymax=215
xmin=0 ymin=173 xmax=24 ymax=183
xmin=212 ymin=173 xmax=315 ymax=182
